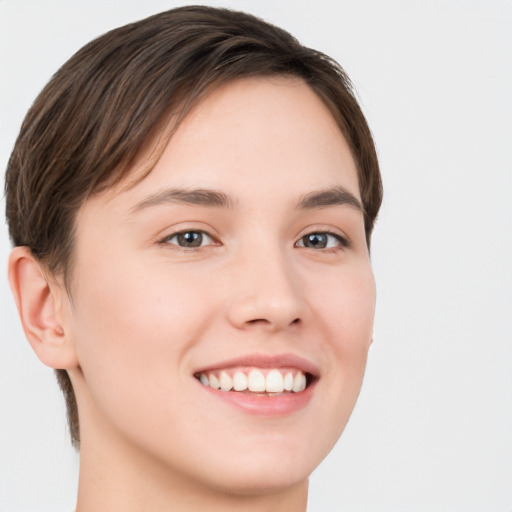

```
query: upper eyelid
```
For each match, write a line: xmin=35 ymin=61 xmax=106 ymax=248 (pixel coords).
xmin=165 ymin=229 xmax=211 ymax=238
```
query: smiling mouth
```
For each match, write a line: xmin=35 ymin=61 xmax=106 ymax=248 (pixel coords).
xmin=194 ymin=367 xmax=313 ymax=395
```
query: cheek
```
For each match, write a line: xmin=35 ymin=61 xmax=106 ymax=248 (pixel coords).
xmin=314 ymin=261 xmax=375 ymax=354
xmin=310 ymin=263 xmax=375 ymax=434
xmin=69 ymin=258 xmax=219 ymax=421
xmin=75 ymin=255 xmax=214 ymax=339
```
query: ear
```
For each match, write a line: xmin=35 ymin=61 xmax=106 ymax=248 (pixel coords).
xmin=8 ymin=246 xmax=78 ymax=369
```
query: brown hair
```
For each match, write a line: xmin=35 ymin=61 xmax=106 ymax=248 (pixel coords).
xmin=4 ymin=5 xmax=382 ymax=447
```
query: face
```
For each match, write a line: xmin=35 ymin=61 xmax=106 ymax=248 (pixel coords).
xmin=65 ymin=77 xmax=375 ymax=494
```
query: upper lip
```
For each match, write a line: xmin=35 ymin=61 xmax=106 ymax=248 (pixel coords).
xmin=194 ymin=353 xmax=320 ymax=378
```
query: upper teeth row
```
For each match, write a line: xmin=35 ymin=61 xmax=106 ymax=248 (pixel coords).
xmin=198 ymin=369 xmax=307 ymax=393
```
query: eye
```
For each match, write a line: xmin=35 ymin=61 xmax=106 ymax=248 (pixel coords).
xmin=296 ymin=231 xmax=348 ymax=250
xmin=161 ymin=230 xmax=215 ymax=248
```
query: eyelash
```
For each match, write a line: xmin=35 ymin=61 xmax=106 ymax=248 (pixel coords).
xmin=159 ymin=229 xmax=349 ymax=251
xmin=295 ymin=231 xmax=350 ymax=251
xmin=159 ymin=230 xmax=216 ymax=249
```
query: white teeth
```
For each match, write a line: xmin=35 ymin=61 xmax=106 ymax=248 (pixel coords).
xmin=300 ymin=374 xmax=306 ymax=391
xmin=292 ymin=372 xmax=306 ymax=392
xmin=283 ymin=372 xmax=293 ymax=391
xmin=247 ymin=370 xmax=266 ymax=392
xmin=265 ymin=369 xmax=284 ymax=393
xmin=209 ymin=374 xmax=220 ymax=390
xmin=198 ymin=369 xmax=309 ymax=393
xmin=219 ymin=371 xmax=233 ymax=391
xmin=233 ymin=371 xmax=248 ymax=391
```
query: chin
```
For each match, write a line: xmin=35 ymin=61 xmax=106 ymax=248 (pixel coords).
xmin=204 ymin=461 xmax=312 ymax=497
xmin=177 ymin=431 xmax=327 ymax=496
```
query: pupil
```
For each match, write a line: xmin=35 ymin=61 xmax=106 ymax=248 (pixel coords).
xmin=178 ymin=231 xmax=202 ymax=247
xmin=305 ymin=233 xmax=327 ymax=248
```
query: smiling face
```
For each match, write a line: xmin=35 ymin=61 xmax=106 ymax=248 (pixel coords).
xmin=65 ymin=76 xmax=375 ymax=496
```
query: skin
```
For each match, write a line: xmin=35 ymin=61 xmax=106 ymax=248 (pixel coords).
xmin=9 ymin=76 xmax=375 ymax=512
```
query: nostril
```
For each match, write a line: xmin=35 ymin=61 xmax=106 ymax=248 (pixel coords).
xmin=247 ymin=318 xmax=271 ymax=326
xmin=246 ymin=317 xmax=301 ymax=328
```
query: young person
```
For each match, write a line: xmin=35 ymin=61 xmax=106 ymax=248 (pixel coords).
xmin=5 ymin=6 xmax=382 ymax=511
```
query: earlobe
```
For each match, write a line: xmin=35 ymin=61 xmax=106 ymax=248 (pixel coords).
xmin=8 ymin=246 xmax=78 ymax=370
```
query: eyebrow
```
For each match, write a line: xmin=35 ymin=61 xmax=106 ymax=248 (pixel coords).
xmin=130 ymin=185 xmax=363 ymax=214
xmin=130 ymin=187 xmax=237 ymax=213
xmin=296 ymin=186 xmax=364 ymax=213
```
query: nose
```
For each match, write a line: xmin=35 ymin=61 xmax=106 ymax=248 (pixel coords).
xmin=226 ymin=248 xmax=307 ymax=332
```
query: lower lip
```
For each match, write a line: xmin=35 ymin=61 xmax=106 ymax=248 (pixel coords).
xmin=197 ymin=381 xmax=316 ymax=416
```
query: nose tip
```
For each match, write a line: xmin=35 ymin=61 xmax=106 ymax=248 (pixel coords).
xmin=226 ymin=268 xmax=307 ymax=332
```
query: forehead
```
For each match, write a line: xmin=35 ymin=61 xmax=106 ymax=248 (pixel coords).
xmin=86 ymin=76 xmax=360 ymax=210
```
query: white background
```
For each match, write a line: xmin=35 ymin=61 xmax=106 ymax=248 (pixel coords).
xmin=1 ymin=1 xmax=511 ymax=511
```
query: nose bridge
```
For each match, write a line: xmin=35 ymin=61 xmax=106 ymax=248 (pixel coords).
xmin=226 ymin=237 xmax=306 ymax=331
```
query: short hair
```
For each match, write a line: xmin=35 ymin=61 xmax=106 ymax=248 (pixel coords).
xmin=4 ymin=5 xmax=382 ymax=447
